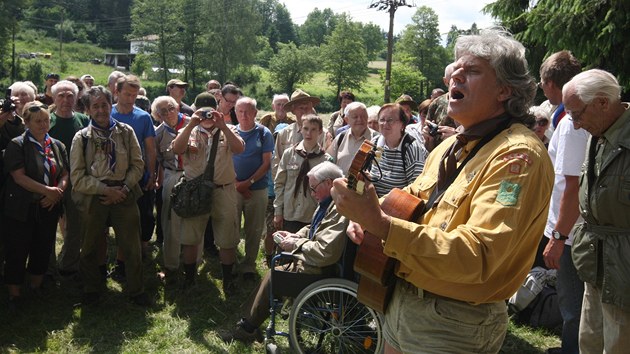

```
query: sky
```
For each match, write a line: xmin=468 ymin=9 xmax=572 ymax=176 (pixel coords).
xmin=283 ymin=0 xmax=497 ymax=37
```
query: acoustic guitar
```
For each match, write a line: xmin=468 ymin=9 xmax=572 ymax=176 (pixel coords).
xmin=348 ymin=140 xmax=425 ymax=313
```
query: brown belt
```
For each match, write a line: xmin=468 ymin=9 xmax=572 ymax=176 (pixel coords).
xmin=102 ymin=180 xmax=125 ymax=187
xmin=400 ymin=279 xmax=448 ymax=301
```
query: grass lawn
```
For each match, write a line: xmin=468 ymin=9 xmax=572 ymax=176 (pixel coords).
xmin=0 ymin=229 xmax=560 ymax=353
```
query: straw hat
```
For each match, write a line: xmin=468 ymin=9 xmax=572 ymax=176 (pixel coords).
xmin=283 ymin=89 xmax=320 ymax=111
xmin=395 ymin=94 xmax=416 ymax=107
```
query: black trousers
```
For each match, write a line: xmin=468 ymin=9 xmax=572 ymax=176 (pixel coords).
xmin=3 ymin=203 xmax=60 ymax=284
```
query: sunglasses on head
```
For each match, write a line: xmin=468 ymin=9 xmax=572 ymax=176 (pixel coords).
xmin=27 ymin=104 xmax=48 ymax=113
xmin=535 ymin=118 xmax=549 ymax=127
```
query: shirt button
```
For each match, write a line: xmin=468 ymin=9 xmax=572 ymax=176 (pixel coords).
xmin=589 ymin=244 xmax=596 ymax=252
xmin=440 ymin=222 xmax=447 ymax=230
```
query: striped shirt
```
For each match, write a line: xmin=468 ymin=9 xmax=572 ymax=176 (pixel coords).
xmin=369 ymin=133 xmax=428 ymax=197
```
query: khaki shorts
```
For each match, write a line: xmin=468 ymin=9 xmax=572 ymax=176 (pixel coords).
xmin=179 ymin=212 xmax=211 ymax=246
xmin=209 ymin=184 xmax=240 ymax=249
xmin=383 ymin=280 xmax=508 ymax=353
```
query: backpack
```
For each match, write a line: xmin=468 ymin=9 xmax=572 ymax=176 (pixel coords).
xmin=509 ymin=266 xmax=563 ymax=333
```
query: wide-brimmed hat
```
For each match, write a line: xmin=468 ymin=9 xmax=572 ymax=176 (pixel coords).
xmin=395 ymin=94 xmax=416 ymax=107
xmin=194 ymin=92 xmax=217 ymax=109
xmin=167 ymin=79 xmax=188 ymax=87
xmin=283 ymin=89 xmax=320 ymax=111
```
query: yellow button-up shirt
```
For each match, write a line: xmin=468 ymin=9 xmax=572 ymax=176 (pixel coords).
xmin=384 ymin=123 xmax=553 ymax=304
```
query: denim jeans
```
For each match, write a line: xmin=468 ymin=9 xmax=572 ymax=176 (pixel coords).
xmin=557 ymin=244 xmax=584 ymax=354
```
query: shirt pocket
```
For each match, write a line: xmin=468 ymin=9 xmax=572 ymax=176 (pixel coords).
xmin=431 ymin=182 xmax=470 ymax=229
xmin=617 ymin=177 xmax=630 ymax=207
xmin=415 ymin=175 xmax=437 ymax=201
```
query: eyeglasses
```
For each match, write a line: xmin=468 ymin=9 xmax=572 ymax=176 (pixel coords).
xmin=378 ymin=118 xmax=399 ymax=125
xmin=535 ymin=118 xmax=549 ymax=127
xmin=568 ymin=104 xmax=588 ymax=123
xmin=158 ymin=105 xmax=177 ymax=116
xmin=309 ymin=179 xmax=328 ymax=192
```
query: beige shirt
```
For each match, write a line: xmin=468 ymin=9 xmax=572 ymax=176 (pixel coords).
xmin=182 ymin=126 xmax=237 ymax=185
xmin=258 ymin=112 xmax=295 ymax=133
xmin=327 ymin=128 xmax=378 ymax=175
xmin=70 ymin=122 xmax=144 ymax=195
xmin=155 ymin=117 xmax=190 ymax=171
xmin=272 ymin=122 xmax=325 ymax=178
xmin=274 ymin=141 xmax=331 ymax=223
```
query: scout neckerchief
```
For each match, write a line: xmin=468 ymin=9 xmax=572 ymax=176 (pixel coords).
xmin=432 ymin=114 xmax=513 ymax=210
xmin=165 ymin=114 xmax=186 ymax=169
xmin=293 ymin=143 xmax=325 ymax=198
xmin=26 ymin=130 xmax=57 ymax=186
xmin=90 ymin=118 xmax=118 ymax=172
xmin=552 ymin=103 xmax=566 ymax=129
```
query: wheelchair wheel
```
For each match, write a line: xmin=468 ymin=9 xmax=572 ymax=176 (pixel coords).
xmin=289 ymin=278 xmax=383 ymax=353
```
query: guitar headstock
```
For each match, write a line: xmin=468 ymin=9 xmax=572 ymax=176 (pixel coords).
xmin=347 ymin=140 xmax=377 ymax=195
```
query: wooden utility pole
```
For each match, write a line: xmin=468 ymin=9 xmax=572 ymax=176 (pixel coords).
xmin=369 ymin=0 xmax=415 ymax=103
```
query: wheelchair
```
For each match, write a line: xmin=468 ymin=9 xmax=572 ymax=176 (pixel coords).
xmin=264 ymin=242 xmax=384 ymax=354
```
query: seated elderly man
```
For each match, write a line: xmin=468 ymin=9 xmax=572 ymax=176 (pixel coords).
xmin=221 ymin=161 xmax=347 ymax=343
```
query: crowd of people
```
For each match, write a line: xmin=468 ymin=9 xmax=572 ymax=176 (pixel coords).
xmin=1 ymin=28 xmax=629 ymax=353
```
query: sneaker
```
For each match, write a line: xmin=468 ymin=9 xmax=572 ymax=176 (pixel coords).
xmin=219 ymin=322 xmax=263 ymax=343
xmin=130 ymin=292 xmax=153 ymax=307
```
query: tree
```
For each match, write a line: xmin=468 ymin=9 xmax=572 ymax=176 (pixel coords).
xmin=205 ymin=0 xmax=262 ymax=83
xmin=0 ymin=0 xmax=24 ymax=80
xmin=130 ymin=0 xmax=183 ymax=85
xmin=384 ymin=62 xmax=426 ymax=100
xmin=484 ymin=0 xmax=630 ymax=91
xmin=268 ymin=42 xmax=319 ymax=93
xmin=256 ymin=0 xmax=297 ymax=51
xmin=396 ymin=6 xmax=450 ymax=97
xmin=298 ymin=8 xmax=340 ymax=47
xmin=445 ymin=23 xmax=481 ymax=53
xmin=359 ymin=23 xmax=386 ymax=61
xmin=320 ymin=16 xmax=369 ymax=97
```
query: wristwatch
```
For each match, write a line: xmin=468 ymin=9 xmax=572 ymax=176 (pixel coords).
xmin=552 ymin=230 xmax=569 ymax=241
xmin=249 ymin=178 xmax=256 ymax=185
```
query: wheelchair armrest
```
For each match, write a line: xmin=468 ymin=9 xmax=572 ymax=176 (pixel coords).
xmin=271 ymin=252 xmax=296 ymax=267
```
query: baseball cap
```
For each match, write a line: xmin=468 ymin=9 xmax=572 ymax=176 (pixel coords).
xmin=167 ymin=79 xmax=188 ymax=87
xmin=194 ymin=92 xmax=217 ymax=109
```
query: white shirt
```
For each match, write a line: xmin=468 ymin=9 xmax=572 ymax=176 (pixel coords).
xmin=544 ymin=113 xmax=590 ymax=245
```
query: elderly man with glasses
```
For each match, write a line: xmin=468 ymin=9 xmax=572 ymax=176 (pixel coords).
xmin=563 ymin=69 xmax=630 ymax=353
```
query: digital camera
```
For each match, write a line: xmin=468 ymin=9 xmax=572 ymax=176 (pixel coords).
xmin=0 ymin=88 xmax=16 ymax=113
xmin=426 ymin=120 xmax=440 ymax=137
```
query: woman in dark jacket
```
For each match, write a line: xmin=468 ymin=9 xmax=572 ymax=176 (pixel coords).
xmin=3 ymin=101 xmax=68 ymax=309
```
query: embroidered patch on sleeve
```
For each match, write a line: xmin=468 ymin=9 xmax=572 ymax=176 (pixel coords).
xmin=502 ymin=153 xmax=532 ymax=165
xmin=508 ymin=162 xmax=522 ymax=174
xmin=496 ymin=180 xmax=521 ymax=206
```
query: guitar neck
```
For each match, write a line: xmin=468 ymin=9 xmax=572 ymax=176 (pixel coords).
xmin=347 ymin=140 xmax=376 ymax=195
